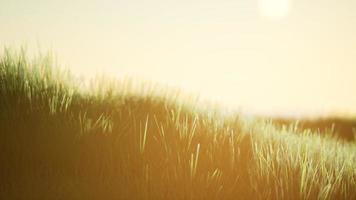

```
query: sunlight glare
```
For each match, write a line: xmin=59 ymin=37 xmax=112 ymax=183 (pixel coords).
xmin=259 ymin=0 xmax=290 ymax=19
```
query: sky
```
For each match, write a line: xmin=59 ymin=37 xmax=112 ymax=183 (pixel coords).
xmin=1 ymin=0 xmax=356 ymax=117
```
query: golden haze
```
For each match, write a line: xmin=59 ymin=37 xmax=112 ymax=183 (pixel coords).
xmin=1 ymin=0 xmax=356 ymax=117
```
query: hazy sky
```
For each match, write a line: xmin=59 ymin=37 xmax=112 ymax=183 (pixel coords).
xmin=1 ymin=0 xmax=356 ymax=117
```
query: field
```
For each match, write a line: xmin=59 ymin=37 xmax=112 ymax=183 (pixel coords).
xmin=0 ymin=49 xmax=355 ymax=199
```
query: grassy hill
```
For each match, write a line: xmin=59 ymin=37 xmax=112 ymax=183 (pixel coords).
xmin=1 ymin=49 xmax=355 ymax=199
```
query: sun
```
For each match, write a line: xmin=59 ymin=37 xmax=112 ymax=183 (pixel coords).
xmin=258 ymin=0 xmax=290 ymax=20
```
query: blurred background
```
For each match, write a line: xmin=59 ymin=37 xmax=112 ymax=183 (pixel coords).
xmin=1 ymin=0 xmax=356 ymax=117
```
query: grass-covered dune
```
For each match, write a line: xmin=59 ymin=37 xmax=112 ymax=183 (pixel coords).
xmin=0 ymin=50 xmax=355 ymax=200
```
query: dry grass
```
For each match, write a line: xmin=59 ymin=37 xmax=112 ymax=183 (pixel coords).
xmin=0 ymin=49 xmax=355 ymax=199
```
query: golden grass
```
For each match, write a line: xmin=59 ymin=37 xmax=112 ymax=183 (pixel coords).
xmin=0 ymin=49 xmax=355 ymax=199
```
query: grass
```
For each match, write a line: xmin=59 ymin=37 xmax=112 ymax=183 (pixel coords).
xmin=0 ymin=49 xmax=355 ymax=199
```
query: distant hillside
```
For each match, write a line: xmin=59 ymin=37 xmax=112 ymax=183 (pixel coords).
xmin=272 ymin=117 xmax=356 ymax=141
